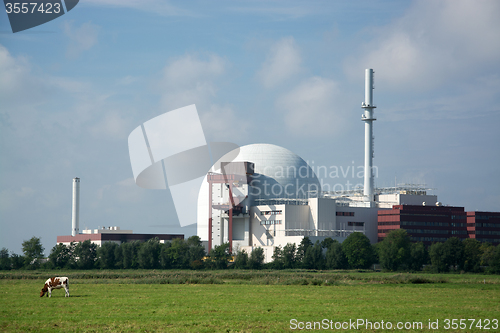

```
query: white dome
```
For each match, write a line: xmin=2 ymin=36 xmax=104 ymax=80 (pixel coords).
xmin=219 ymin=143 xmax=320 ymax=200
xmin=197 ymin=144 xmax=320 ymax=240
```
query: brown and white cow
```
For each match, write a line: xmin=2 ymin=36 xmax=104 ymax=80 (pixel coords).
xmin=40 ymin=277 xmax=70 ymax=297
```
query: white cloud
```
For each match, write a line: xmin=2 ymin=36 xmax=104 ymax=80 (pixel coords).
xmin=117 ymin=75 xmax=138 ymax=86
xmin=159 ymin=53 xmax=226 ymax=111
xmin=90 ymin=111 xmax=130 ymax=140
xmin=157 ymin=53 xmax=248 ymax=142
xmin=345 ymin=0 xmax=500 ymax=91
xmin=257 ymin=37 xmax=302 ymax=88
xmin=162 ymin=54 xmax=225 ymax=87
xmin=382 ymin=74 xmax=500 ymax=121
xmin=63 ymin=21 xmax=100 ymax=59
xmin=276 ymin=76 xmax=344 ymax=136
xmin=95 ymin=178 xmax=144 ymax=204
xmin=200 ymin=104 xmax=248 ymax=142
xmin=0 ymin=45 xmax=27 ymax=93
xmin=0 ymin=44 xmax=123 ymax=142
xmin=0 ymin=187 xmax=35 ymax=212
xmin=0 ymin=45 xmax=45 ymax=104
xmin=16 ymin=187 xmax=35 ymax=197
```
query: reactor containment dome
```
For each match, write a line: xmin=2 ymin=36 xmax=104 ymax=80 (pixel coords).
xmin=197 ymin=143 xmax=320 ymax=242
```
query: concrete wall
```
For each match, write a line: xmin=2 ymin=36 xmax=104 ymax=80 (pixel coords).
xmin=308 ymin=198 xmax=336 ymax=231
xmin=377 ymin=193 xmax=438 ymax=208
xmin=250 ymin=204 xmax=310 ymax=249
xmin=336 ymin=206 xmax=379 ymax=243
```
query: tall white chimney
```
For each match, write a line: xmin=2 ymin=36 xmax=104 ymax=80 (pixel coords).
xmin=361 ymin=69 xmax=376 ymax=202
xmin=71 ymin=177 xmax=80 ymax=236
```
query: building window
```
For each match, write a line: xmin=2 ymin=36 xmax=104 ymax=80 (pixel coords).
xmin=476 ymin=230 xmax=500 ymax=236
xmin=476 ymin=215 xmax=500 ymax=220
xmin=336 ymin=212 xmax=354 ymax=216
xmin=477 ymin=238 xmax=500 ymax=243
xmin=401 ymin=221 xmax=450 ymax=227
xmin=348 ymin=222 xmax=364 ymax=227
xmin=476 ymin=222 xmax=500 ymax=228
xmin=260 ymin=220 xmax=282 ymax=225
xmin=378 ymin=222 xmax=400 ymax=225
xmin=261 ymin=210 xmax=282 ymax=216
xmin=410 ymin=236 xmax=448 ymax=242
xmin=404 ymin=229 xmax=450 ymax=235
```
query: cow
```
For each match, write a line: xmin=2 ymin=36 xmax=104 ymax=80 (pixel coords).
xmin=40 ymin=277 xmax=70 ymax=297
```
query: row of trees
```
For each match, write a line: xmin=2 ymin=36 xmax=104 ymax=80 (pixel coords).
xmin=47 ymin=236 xmax=207 ymax=270
xmin=0 ymin=236 xmax=262 ymax=270
xmin=377 ymin=229 xmax=500 ymax=273
xmin=269 ymin=233 xmax=375 ymax=270
xmin=1 ymin=236 xmax=208 ymax=270
xmin=1 ymin=231 xmax=500 ymax=272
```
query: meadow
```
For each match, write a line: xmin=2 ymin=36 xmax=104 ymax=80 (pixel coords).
xmin=0 ymin=270 xmax=499 ymax=332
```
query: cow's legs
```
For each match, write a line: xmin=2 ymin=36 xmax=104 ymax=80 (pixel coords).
xmin=48 ymin=288 xmax=52 ymax=298
xmin=65 ymin=286 xmax=70 ymax=297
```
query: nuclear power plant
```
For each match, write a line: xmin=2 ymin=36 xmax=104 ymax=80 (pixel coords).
xmin=196 ymin=69 xmax=500 ymax=261
xmin=57 ymin=69 xmax=500 ymax=255
xmin=196 ymin=69 xmax=421 ymax=259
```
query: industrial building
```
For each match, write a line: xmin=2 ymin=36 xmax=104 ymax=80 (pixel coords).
xmin=56 ymin=177 xmax=183 ymax=247
xmin=195 ymin=143 xmax=434 ymax=261
xmin=378 ymin=205 xmax=468 ymax=245
xmin=378 ymin=206 xmax=500 ymax=245
xmin=195 ymin=69 xmax=500 ymax=262
xmin=56 ymin=226 xmax=183 ymax=246
xmin=59 ymin=69 xmax=499 ymax=257
xmin=196 ymin=69 xmax=434 ymax=261
xmin=466 ymin=211 xmax=500 ymax=245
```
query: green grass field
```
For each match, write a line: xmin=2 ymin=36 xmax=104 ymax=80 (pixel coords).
xmin=1 ymin=270 xmax=499 ymax=332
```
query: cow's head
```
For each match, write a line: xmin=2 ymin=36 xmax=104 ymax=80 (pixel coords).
xmin=40 ymin=284 xmax=48 ymax=297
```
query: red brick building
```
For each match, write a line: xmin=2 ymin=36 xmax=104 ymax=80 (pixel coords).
xmin=378 ymin=205 xmax=469 ymax=245
xmin=466 ymin=211 xmax=500 ymax=245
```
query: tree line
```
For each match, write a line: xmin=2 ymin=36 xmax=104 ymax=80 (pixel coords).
xmin=1 ymin=230 xmax=500 ymax=273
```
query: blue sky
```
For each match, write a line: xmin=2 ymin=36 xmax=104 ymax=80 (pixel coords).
xmin=1 ymin=0 xmax=499 ymax=255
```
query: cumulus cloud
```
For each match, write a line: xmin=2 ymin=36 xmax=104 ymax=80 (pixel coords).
xmin=345 ymin=0 xmax=500 ymax=91
xmin=383 ymin=74 xmax=500 ymax=121
xmin=63 ymin=21 xmax=100 ymax=59
xmin=276 ymin=76 xmax=344 ymax=136
xmin=0 ymin=43 xmax=126 ymax=142
xmin=96 ymin=178 xmax=144 ymax=204
xmin=0 ymin=187 xmax=35 ymax=212
xmin=90 ymin=111 xmax=130 ymax=140
xmin=157 ymin=53 xmax=249 ymax=141
xmin=162 ymin=54 xmax=225 ymax=87
xmin=0 ymin=45 xmax=46 ymax=105
xmin=200 ymin=104 xmax=248 ymax=142
xmin=257 ymin=37 xmax=302 ymax=88
xmin=159 ymin=54 xmax=226 ymax=110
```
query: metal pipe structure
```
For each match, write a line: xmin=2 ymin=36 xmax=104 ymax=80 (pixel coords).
xmin=208 ymin=180 xmax=213 ymax=251
xmin=361 ymin=69 xmax=376 ymax=202
xmin=228 ymin=183 xmax=233 ymax=252
xmin=71 ymin=177 xmax=80 ymax=236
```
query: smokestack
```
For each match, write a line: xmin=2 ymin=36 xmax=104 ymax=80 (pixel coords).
xmin=72 ymin=177 xmax=80 ymax=236
xmin=361 ymin=69 xmax=376 ymax=202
